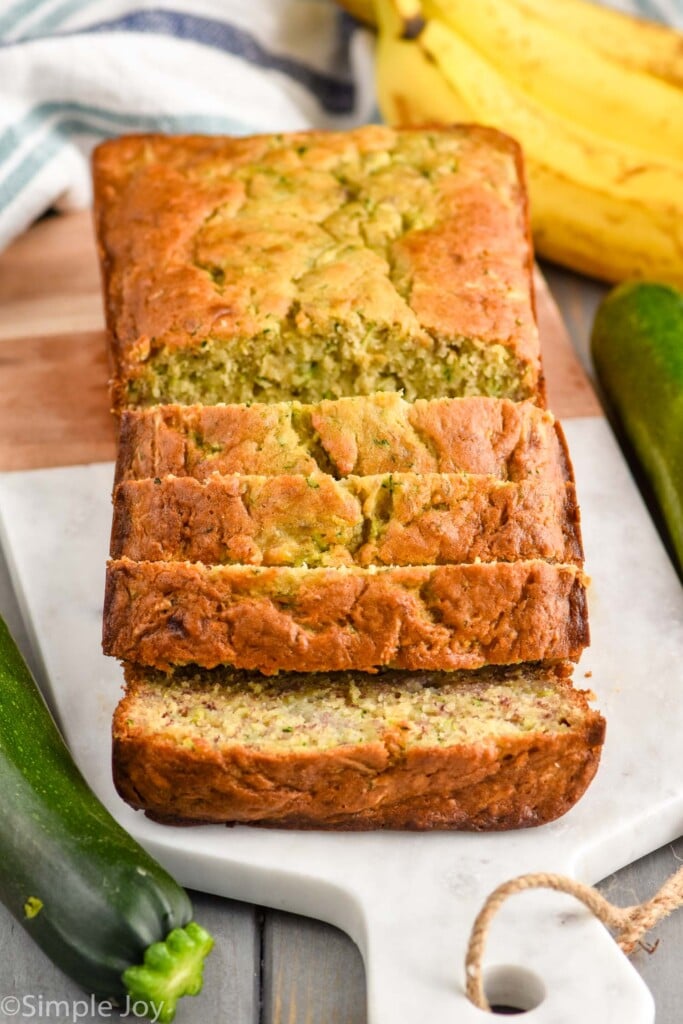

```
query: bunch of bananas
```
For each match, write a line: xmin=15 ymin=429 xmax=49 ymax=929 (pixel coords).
xmin=338 ymin=0 xmax=683 ymax=285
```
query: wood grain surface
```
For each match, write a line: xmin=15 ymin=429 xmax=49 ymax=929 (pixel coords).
xmin=0 ymin=210 xmax=600 ymax=473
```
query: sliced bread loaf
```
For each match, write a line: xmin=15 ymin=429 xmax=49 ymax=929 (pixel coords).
xmin=115 ymin=393 xmax=569 ymax=485
xmin=113 ymin=663 xmax=605 ymax=829
xmin=111 ymin=472 xmax=582 ymax=568
xmin=103 ymin=559 xmax=588 ymax=674
xmin=96 ymin=125 xmax=601 ymax=833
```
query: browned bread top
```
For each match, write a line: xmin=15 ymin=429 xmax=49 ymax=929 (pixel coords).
xmin=111 ymin=471 xmax=582 ymax=569
xmin=115 ymin=393 xmax=568 ymax=485
xmin=103 ymin=558 xmax=589 ymax=674
xmin=93 ymin=125 xmax=540 ymax=409
xmin=113 ymin=662 xmax=605 ymax=829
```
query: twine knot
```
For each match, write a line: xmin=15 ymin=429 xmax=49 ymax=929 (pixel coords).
xmin=465 ymin=864 xmax=683 ymax=1012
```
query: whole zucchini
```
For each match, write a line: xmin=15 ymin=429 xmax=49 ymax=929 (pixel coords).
xmin=591 ymin=281 xmax=683 ymax=577
xmin=0 ymin=615 xmax=213 ymax=1021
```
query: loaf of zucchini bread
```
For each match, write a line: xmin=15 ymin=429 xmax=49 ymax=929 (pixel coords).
xmin=93 ymin=125 xmax=540 ymax=411
xmin=113 ymin=663 xmax=605 ymax=829
xmin=95 ymin=125 xmax=601 ymax=829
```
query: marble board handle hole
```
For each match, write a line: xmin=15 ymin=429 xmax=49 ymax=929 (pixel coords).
xmin=484 ymin=965 xmax=546 ymax=1016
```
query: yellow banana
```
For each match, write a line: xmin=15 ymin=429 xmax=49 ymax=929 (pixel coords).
xmin=372 ymin=7 xmax=683 ymax=284
xmin=418 ymin=20 xmax=683 ymax=204
xmin=335 ymin=0 xmax=376 ymax=25
xmin=342 ymin=0 xmax=683 ymax=94
xmin=510 ymin=0 xmax=683 ymax=90
xmin=417 ymin=18 xmax=683 ymax=283
xmin=376 ymin=35 xmax=469 ymax=125
xmin=424 ymin=0 xmax=683 ymax=164
xmin=375 ymin=0 xmax=425 ymax=36
xmin=526 ymin=162 xmax=683 ymax=285
xmin=340 ymin=0 xmax=423 ymax=31
xmin=339 ymin=0 xmax=683 ymax=94
xmin=375 ymin=0 xmax=470 ymax=123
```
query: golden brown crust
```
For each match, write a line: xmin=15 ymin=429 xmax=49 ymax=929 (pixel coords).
xmin=111 ymin=472 xmax=583 ymax=568
xmin=95 ymin=126 xmax=600 ymax=832
xmin=114 ymin=394 xmax=566 ymax=486
xmin=103 ymin=559 xmax=589 ymax=673
xmin=112 ymin=666 xmax=604 ymax=829
xmin=93 ymin=125 xmax=540 ymax=409
xmin=119 ymin=739 xmax=602 ymax=830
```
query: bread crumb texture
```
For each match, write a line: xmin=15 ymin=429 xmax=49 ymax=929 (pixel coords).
xmin=112 ymin=663 xmax=605 ymax=829
xmin=94 ymin=126 xmax=539 ymax=408
xmin=121 ymin=664 xmax=593 ymax=752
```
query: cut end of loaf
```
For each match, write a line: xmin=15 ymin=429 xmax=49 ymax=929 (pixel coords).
xmin=113 ymin=663 xmax=605 ymax=829
xmin=125 ymin=333 xmax=535 ymax=409
xmin=93 ymin=126 xmax=540 ymax=412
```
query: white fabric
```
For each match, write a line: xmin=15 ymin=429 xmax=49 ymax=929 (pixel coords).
xmin=0 ymin=0 xmax=679 ymax=250
xmin=0 ymin=0 xmax=375 ymax=247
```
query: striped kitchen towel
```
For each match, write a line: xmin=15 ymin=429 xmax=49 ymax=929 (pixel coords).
xmin=0 ymin=0 xmax=680 ymax=251
xmin=0 ymin=0 xmax=375 ymax=249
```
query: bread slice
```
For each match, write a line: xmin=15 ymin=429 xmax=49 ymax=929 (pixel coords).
xmin=111 ymin=472 xmax=582 ymax=568
xmin=103 ymin=559 xmax=588 ymax=673
xmin=93 ymin=125 xmax=540 ymax=410
xmin=113 ymin=663 xmax=605 ymax=829
xmin=115 ymin=393 xmax=569 ymax=486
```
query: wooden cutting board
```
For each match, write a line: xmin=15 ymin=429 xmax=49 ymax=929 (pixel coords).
xmin=0 ymin=210 xmax=600 ymax=473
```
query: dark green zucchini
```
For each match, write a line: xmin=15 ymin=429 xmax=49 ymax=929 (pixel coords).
xmin=0 ymin=615 xmax=213 ymax=1022
xmin=591 ymin=281 xmax=683 ymax=577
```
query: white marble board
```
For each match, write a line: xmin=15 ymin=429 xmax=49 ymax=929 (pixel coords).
xmin=0 ymin=415 xmax=682 ymax=1023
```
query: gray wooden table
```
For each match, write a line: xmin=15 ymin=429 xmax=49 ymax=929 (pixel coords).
xmin=0 ymin=263 xmax=681 ymax=1023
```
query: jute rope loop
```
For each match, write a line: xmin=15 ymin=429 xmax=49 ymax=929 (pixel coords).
xmin=465 ymin=865 xmax=683 ymax=1012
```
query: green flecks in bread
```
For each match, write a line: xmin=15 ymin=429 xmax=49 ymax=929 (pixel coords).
xmin=95 ymin=127 xmax=599 ymax=831
xmin=93 ymin=126 xmax=540 ymax=411
xmin=126 ymin=333 xmax=532 ymax=408
xmin=102 ymin=559 xmax=589 ymax=674
xmin=112 ymin=663 xmax=605 ymax=829
xmin=121 ymin=664 xmax=592 ymax=752
xmin=114 ymin=393 xmax=569 ymax=487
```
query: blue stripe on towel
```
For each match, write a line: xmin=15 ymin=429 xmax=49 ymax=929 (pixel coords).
xmin=0 ymin=101 xmax=254 ymax=168
xmin=0 ymin=130 xmax=65 ymax=210
xmin=14 ymin=0 xmax=95 ymax=38
xmin=0 ymin=109 xmax=255 ymax=211
xmin=3 ymin=9 xmax=355 ymax=115
xmin=0 ymin=0 xmax=51 ymax=36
